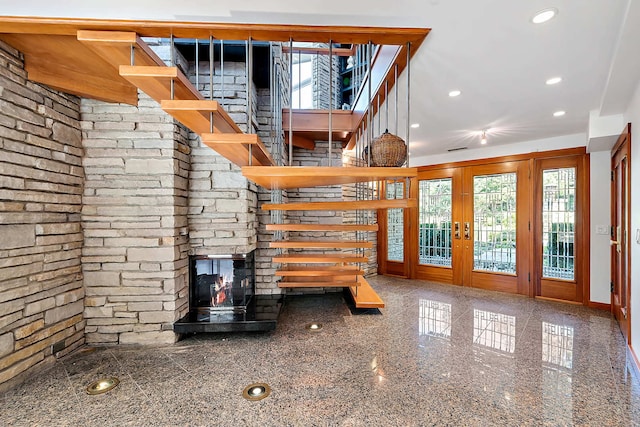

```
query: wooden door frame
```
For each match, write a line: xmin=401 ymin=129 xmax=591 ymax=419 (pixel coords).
xmin=611 ymin=123 xmax=632 ymax=342
xmin=532 ymin=154 xmax=589 ymax=304
xmin=378 ymin=147 xmax=591 ymax=306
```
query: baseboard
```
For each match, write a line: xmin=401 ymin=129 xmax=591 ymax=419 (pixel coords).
xmin=587 ymin=301 xmax=611 ymax=311
xmin=629 ymin=345 xmax=640 ymax=377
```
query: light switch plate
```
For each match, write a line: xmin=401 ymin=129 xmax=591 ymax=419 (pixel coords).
xmin=595 ymin=225 xmax=609 ymax=235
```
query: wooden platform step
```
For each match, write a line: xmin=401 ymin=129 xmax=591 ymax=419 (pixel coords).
xmin=200 ymin=133 xmax=275 ymax=167
xmin=161 ymin=100 xmax=241 ymax=134
xmin=270 ymin=240 xmax=373 ymax=249
xmin=349 ymin=276 xmax=385 ymax=308
xmin=272 ymin=253 xmax=369 ymax=264
xmin=266 ymin=224 xmax=378 ymax=232
xmin=278 ymin=280 xmax=360 ymax=288
xmin=119 ymin=65 xmax=203 ymax=103
xmin=262 ymin=198 xmax=417 ymax=211
xmin=242 ymin=166 xmax=418 ymax=190
xmin=275 ymin=267 xmax=364 ymax=277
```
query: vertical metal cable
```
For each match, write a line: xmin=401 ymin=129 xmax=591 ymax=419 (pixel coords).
xmin=367 ymin=41 xmax=372 ymax=167
xmin=406 ymin=42 xmax=411 ymax=168
xmin=298 ymin=50 xmax=302 ymax=108
xmin=328 ymin=40 xmax=333 ymax=166
xmin=377 ymin=94 xmax=381 ymax=136
xmin=209 ymin=36 xmax=214 ymax=133
xmin=394 ymin=64 xmax=399 ymax=135
xmin=130 ymin=44 xmax=135 ymax=66
xmin=385 ymin=81 xmax=389 ymax=131
xmin=195 ymin=39 xmax=199 ymax=90
xmin=170 ymin=34 xmax=175 ymax=100
xmin=247 ymin=37 xmax=253 ymax=165
xmin=220 ymin=40 xmax=225 ymax=109
xmin=288 ymin=38 xmax=293 ymax=166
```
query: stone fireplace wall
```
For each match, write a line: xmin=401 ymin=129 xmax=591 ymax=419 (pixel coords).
xmin=0 ymin=41 xmax=85 ymax=388
xmin=80 ymin=95 xmax=189 ymax=345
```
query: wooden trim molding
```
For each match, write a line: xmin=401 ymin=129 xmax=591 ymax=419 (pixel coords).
xmin=587 ymin=301 xmax=611 ymax=311
xmin=0 ymin=16 xmax=430 ymax=45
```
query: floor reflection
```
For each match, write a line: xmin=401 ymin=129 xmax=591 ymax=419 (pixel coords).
xmin=473 ymin=309 xmax=516 ymax=353
xmin=419 ymin=299 xmax=452 ymax=338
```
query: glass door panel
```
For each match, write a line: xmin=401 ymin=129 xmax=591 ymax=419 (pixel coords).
xmin=462 ymin=161 xmax=529 ymax=294
xmin=535 ymin=156 xmax=585 ymax=303
xmin=386 ymin=181 xmax=404 ymax=262
xmin=419 ymin=178 xmax=452 ymax=267
xmin=473 ymin=173 xmax=517 ymax=274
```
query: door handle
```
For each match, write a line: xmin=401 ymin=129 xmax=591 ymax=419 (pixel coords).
xmin=464 ymin=222 xmax=470 ymax=240
xmin=454 ymin=222 xmax=461 ymax=239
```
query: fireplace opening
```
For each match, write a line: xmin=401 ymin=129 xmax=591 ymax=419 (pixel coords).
xmin=191 ymin=252 xmax=254 ymax=313
xmin=174 ymin=250 xmax=282 ymax=333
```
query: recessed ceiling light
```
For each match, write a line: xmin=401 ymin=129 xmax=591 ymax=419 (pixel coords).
xmin=532 ymin=8 xmax=558 ymax=24
xmin=448 ymin=90 xmax=461 ymax=97
xmin=410 ymin=123 xmax=420 ymax=129
xmin=545 ymin=77 xmax=562 ymax=85
xmin=480 ymin=131 xmax=488 ymax=145
xmin=553 ymin=110 xmax=566 ymax=117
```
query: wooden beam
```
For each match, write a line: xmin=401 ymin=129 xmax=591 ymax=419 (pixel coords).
xmin=282 ymin=109 xmax=354 ymax=133
xmin=0 ymin=17 xmax=430 ymax=45
xmin=262 ymin=199 xmax=417 ymax=211
xmin=77 ymin=30 xmax=165 ymax=69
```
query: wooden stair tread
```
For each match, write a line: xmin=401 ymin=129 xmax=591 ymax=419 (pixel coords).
xmin=201 ymin=133 xmax=275 ymax=167
xmin=282 ymin=109 xmax=354 ymax=144
xmin=266 ymin=224 xmax=378 ymax=232
xmin=272 ymin=254 xmax=369 ymax=263
xmin=349 ymin=276 xmax=385 ymax=308
xmin=263 ymin=198 xmax=417 ymax=211
xmin=77 ymin=30 xmax=165 ymax=70
xmin=278 ymin=280 xmax=360 ymax=288
xmin=270 ymin=240 xmax=373 ymax=249
xmin=275 ymin=268 xmax=364 ymax=277
xmin=242 ymin=166 xmax=418 ymax=190
xmin=119 ymin=65 xmax=204 ymax=103
xmin=161 ymin=100 xmax=241 ymax=134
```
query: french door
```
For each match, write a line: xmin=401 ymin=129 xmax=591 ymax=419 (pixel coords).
xmin=413 ymin=161 xmax=529 ymax=294
xmin=380 ymin=149 xmax=589 ymax=304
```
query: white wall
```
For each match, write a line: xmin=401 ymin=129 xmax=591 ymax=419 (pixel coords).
xmin=625 ymin=79 xmax=640 ymax=353
xmin=590 ymin=150 xmax=612 ymax=304
xmin=412 ymin=133 xmax=586 ymax=166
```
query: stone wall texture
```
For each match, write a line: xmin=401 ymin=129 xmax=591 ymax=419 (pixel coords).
xmin=80 ymin=95 xmax=189 ymax=345
xmin=0 ymin=41 xmax=85 ymax=388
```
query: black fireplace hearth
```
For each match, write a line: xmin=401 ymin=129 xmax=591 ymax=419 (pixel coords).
xmin=174 ymin=252 xmax=282 ymax=333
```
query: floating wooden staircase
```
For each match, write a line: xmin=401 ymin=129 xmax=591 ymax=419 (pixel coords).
xmin=76 ymin=30 xmax=274 ymax=167
xmin=75 ymin=29 xmax=415 ymax=310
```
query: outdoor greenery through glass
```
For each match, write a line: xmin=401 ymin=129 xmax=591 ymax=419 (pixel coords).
xmin=542 ymin=168 xmax=576 ymax=280
xmin=418 ymin=179 xmax=452 ymax=266
xmin=473 ymin=173 xmax=517 ymax=273
xmin=387 ymin=181 xmax=404 ymax=262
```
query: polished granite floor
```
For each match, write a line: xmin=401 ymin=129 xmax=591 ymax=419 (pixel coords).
xmin=2 ymin=276 xmax=640 ymax=426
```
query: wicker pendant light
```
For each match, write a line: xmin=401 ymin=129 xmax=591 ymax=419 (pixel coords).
xmin=370 ymin=129 xmax=407 ymax=167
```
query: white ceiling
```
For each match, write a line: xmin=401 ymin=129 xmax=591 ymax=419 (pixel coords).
xmin=2 ymin=0 xmax=639 ymax=159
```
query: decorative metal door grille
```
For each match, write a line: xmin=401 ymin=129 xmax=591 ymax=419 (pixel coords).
xmin=542 ymin=168 xmax=576 ymax=280
xmin=473 ymin=173 xmax=517 ymax=273
xmin=418 ymin=179 xmax=452 ymax=266
xmin=387 ymin=181 xmax=404 ymax=262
